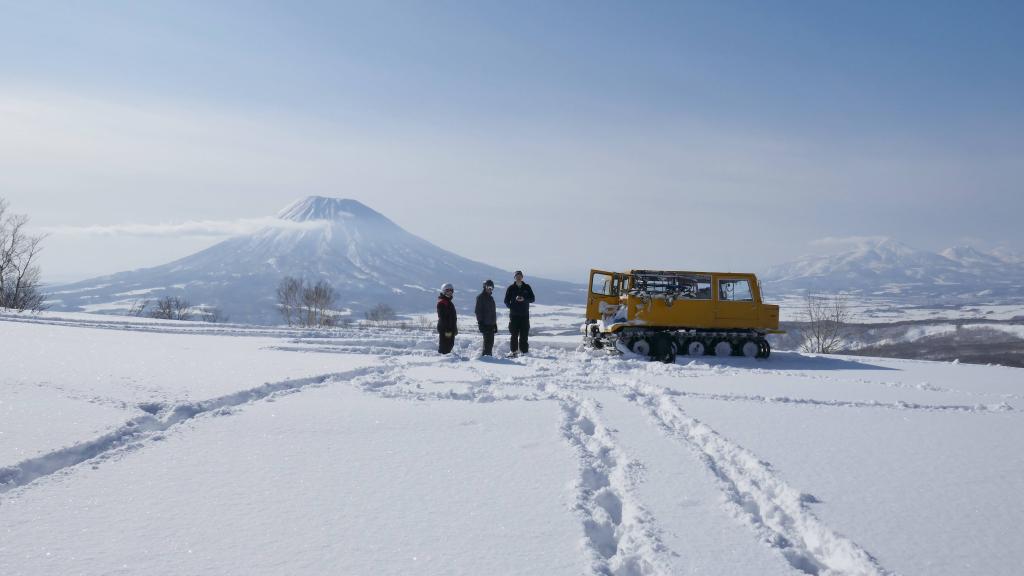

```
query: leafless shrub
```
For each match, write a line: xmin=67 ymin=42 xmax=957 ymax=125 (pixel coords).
xmin=0 ymin=198 xmax=47 ymax=312
xmin=204 ymin=306 xmax=229 ymax=323
xmin=800 ymin=293 xmax=851 ymax=353
xmin=150 ymin=296 xmax=193 ymax=321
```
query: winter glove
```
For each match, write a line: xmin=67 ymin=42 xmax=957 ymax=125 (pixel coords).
xmin=444 ymin=332 xmax=453 ymax=338
xmin=478 ymin=323 xmax=484 ymax=333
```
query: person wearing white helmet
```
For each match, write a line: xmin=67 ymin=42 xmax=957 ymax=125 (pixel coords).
xmin=436 ymin=282 xmax=457 ymax=354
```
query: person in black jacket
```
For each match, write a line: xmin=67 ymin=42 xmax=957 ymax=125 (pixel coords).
xmin=503 ymin=270 xmax=535 ymax=356
xmin=436 ymin=283 xmax=457 ymax=354
xmin=475 ymin=279 xmax=498 ymax=356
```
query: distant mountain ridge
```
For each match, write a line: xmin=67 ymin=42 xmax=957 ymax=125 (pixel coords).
xmin=47 ymin=197 xmax=584 ymax=324
xmin=763 ymin=238 xmax=1024 ymax=300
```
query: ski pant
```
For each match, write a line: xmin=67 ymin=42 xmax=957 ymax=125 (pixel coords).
xmin=482 ymin=330 xmax=495 ymax=356
xmin=438 ymin=332 xmax=455 ymax=354
xmin=508 ymin=315 xmax=530 ymax=354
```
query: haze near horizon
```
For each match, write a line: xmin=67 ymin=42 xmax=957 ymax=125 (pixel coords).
xmin=2 ymin=1 xmax=1021 ymax=284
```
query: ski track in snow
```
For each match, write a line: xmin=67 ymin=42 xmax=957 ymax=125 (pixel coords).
xmin=622 ymin=381 xmax=891 ymax=576
xmin=350 ymin=358 xmax=674 ymax=574
xmin=649 ymin=387 xmax=1013 ymax=413
xmin=0 ymin=365 xmax=383 ymax=493
xmin=20 ymin=318 xmax=1016 ymax=573
xmin=556 ymin=392 xmax=672 ymax=576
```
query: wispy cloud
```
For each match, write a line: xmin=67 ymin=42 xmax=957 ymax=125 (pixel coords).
xmin=41 ymin=218 xmax=329 ymax=238
xmin=809 ymin=236 xmax=892 ymax=248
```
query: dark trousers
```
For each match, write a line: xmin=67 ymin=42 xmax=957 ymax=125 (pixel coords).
xmin=438 ymin=333 xmax=455 ymax=354
xmin=482 ymin=331 xmax=495 ymax=356
xmin=509 ymin=316 xmax=530 ymax=353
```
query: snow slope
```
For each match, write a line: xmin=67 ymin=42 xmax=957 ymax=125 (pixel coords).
xmin=2 ymin=310 xmax=1022 ymax=575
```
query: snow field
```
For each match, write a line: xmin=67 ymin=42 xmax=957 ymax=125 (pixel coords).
xmin=677 ymin=399 xmax=1024 ymax=576
xmin=624 ymin=381 xmax=886 ymax=576
xmin=2 ymin=311 xmax=1024 ymax=575
xmin=0 ymin=385 xmax=134 ymax=466
xmin=1 ymin=384 xmax=582 ymax=576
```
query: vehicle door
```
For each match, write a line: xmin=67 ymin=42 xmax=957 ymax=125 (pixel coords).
xmin=715 ymin=277 xmax=758 ymax=326
xmin=586 ymin=270 xmax=623 ymax=322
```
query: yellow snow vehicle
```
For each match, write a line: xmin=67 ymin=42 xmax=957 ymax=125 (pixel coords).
xmin=582 ymin=269 xmax=783 ymax=362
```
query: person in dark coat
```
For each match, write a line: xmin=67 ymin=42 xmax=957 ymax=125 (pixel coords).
xmin=475 ymin=279 xmax=498 ymax=356
xmin=503 ymin=270 xmax=535 ymax=356
xmin=436 ymin=283 xmax=457 ymax=354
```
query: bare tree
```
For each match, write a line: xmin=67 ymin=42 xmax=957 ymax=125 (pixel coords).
xmin=128 ymin=299 xmax=150 ymax=317
xmin=302 ymin=279 xmax=336 ymax=328
xmin=278 ymin=276 xmax=337 ymax=328
xmin=276 ymin=276 xmax=304 ymax=326
xmin=0 ymin=198 xmax=48 ymax=312
xmin=150 ymin=296 xmax=193 ymax=321
xmin=365 ymin=303 xmax=396 ymax=326
xmin=800 ymin=293 xmax=851 ymax=353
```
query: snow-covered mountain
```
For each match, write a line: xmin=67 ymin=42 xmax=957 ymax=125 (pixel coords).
xmin=47 ymin=197 xmax=584 ymax=323
xmin=762 ymin=238 xmax=1024 ymax=300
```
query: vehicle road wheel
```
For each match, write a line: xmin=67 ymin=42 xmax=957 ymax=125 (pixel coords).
xmin=631 ymin=338 xmax=651 ymax=358
xmin=686 ymin=340 xmax=706 ymax=356
xmin=713 ymin=340 xmax=734 ymax=357
xmin=740 ymin=339 xmax=760 ymax=358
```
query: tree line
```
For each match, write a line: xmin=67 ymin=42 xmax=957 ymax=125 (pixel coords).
xmin=127 ymin=296 xmax=228 ymax=323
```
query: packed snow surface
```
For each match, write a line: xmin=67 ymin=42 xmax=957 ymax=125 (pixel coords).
xmin=2 ymin=310 xmax=1023 ymax=575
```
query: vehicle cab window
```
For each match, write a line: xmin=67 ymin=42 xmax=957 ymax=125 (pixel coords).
xmin=719 ymin=279 xmax=753 ymax=301
xmin=591 ymin=273 xmax=618 ymax=296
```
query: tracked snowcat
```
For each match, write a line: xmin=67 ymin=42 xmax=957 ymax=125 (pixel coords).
xmin=582 ymin=269 xmax=782 ymax=362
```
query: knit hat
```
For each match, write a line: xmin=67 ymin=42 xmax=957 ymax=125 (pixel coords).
xmin=514 ymin=270 xmax=523 ymax=278
xmin=483 ymin=279 xmax=494 ymax=287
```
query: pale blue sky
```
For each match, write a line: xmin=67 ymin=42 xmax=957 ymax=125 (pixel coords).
xmin=2 ymin=1 xmax=1021 ymax=282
